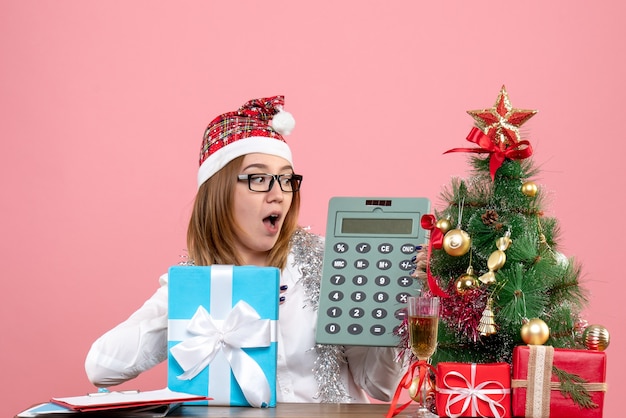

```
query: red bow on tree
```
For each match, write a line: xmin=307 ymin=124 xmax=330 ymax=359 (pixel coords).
xmin=445 ymin=127 xmax=533 ymax=180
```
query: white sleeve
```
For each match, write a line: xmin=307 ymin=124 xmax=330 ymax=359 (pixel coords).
xmin=344 ymin=345 xmax=407 ymax=402
xmin=84 ymin=275 xmax=169 ymax=387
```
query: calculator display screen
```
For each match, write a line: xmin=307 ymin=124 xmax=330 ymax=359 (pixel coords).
xmin=340 ymin=218 xmax=413 ymax=235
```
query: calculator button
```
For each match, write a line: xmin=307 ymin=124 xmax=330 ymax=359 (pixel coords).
xmin=393 ymin=324 xmax=405 ymax=336
xmin=325 ymin=323 xmax=341 ymax=334
xmin=401 ymin=244 xmax=416 ymax=254
xmin=399 ymin=260 xmax=414 ymax=271
xmin=398 ymin=276 xmax=413 ymax=287
xmin=356 ymin=243 xmax=371 ymax=253
xmin=373 ymin=292 xmax=389 ymax=303
xmin=352 ymin=275 xmax=368 ymax=286
xmin=375 ymin=275 xmax=390 ymax=286
xmin=326 ymin=307 xmax=343 ymax=318
xmin=330 ymin=274 xmax=346 ymax=285
xmin=396 ymin=292 xmax=411 ymax=303
xmin=370 ymin=325 xmax=386 ymax=336
xmin=328 ymin=290 xmax=344 ymax=301
xmin=371 ymin=308 xmax=387 ymax=319
xmin=376 ymin=259 xmax=392 ymax=270
xmin=378 ymin=243 xmax=393 ymax=254
xmin=332 ymin=259 xmax=347 ymax=269
xmin=333 ymin=242 xmax=349 ymax=253
xmin=348 ymin=324 xmax=364 ymax=335
xmin=354 ymin=259 xmax=369 ymax=269
xmin=351 ymin=291 xmax=366 ymax=302
xmin=395 ymin=307 xmax=407 ymax=321
xmin=350 ymin=307 xmax=365 ymax=318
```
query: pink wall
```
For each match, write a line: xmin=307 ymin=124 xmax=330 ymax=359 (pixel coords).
xmin=2 ymin=1 xmax=623 ymax=416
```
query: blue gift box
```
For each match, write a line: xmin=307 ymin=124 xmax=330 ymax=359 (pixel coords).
xmin=167 ymin=265 xmax=279 ymax=407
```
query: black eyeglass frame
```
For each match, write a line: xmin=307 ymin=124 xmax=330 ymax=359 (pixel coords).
xmin=237 ymin=173 xmax=303 ymax=192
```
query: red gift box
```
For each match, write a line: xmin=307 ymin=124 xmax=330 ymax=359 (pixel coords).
xmin=511 ymin=345 xmax=607 ymax=418
xmin=436 ymin=362 xmax=511 ymax=418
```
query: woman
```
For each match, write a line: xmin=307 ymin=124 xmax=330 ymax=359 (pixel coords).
xmin=85 ymin=96 xmax=406 ymax=403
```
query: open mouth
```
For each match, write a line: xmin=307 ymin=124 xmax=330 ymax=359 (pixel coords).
xmin=264 ymin=214 xmax=280 ymax=228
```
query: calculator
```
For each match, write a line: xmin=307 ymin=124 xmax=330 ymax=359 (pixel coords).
xmin=315 ymin=197 xmax=431 ymax=346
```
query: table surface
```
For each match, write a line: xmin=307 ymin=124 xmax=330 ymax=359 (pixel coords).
xmin=16 ymin=402 xmax=416 ymax=418
xmin=169 ymin=403 xmax=406 ymax=417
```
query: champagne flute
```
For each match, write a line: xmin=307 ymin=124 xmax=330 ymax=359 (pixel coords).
xmin=407 ymin=296 xmax=440 ymax=418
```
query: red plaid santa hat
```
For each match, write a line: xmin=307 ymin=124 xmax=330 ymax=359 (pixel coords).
xmin=197 ymin=95 xmax=296 ymax=188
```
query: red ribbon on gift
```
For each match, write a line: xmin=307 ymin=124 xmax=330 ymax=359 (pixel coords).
xmin=444 ymin=127 xmax=533 ymax=180
xmin=420 ymin=215 xmax=449 ymax=298
xmin=386 ymin=360 xmax=438 ymax=418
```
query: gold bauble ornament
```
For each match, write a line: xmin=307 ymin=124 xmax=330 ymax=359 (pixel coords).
xmin=436 ymin=218 xmax=452 ymax=234
xmin=442 ymin=228 xmax=471 ymax=256
xmin=583 ymin=324 xmax=610 ymax=351
xmin=408 ymin=375 xmax=434 ymax=403
xmin=520 ymin=318 xmax=550 ymax=345
xmin=521 ymin=181 xmax=538 ymax=197
xmin=455 ymin=266 xmax=479 ymax=294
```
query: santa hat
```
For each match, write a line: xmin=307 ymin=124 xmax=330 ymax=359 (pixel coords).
xmin=197 ymin=95 xmax=296 ymax=188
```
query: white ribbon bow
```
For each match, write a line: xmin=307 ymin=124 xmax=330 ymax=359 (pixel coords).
xmin=169 ymin=301 xmax=271 ymax=408
xmin=438 ymin=364 xmax=509 ymax=418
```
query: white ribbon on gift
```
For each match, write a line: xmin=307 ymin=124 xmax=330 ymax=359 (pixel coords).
xmin=438 ymin=363 xmax=510 ymax=418
xmin=169 ymin=301 xmax=272 ymax=408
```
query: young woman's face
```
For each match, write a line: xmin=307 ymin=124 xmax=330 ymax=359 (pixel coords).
xmin=232 ymin=153 xmax=295 ymax=266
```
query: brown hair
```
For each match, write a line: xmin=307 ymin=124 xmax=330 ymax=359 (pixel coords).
xmin=186 ymin=155 xmax=301 ymax=269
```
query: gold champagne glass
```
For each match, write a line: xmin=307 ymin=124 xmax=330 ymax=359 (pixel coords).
xmin=407 ymin=296 xmax=439 ymax=418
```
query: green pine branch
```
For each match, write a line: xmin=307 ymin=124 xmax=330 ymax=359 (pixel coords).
xmin=552 ymin=366 xmax=599 ymax=409
xmin=496 ymin=263 xmax=549 ymax=323
xmin=546 ymin=260 xmax=588 ymax=309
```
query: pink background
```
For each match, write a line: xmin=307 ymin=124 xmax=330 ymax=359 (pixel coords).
xmin=2 ymin=1 xmax=623 ymax=416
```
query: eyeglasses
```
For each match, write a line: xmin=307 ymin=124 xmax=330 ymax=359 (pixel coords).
xmin=237 ymin=173 xmax=303 ymax=192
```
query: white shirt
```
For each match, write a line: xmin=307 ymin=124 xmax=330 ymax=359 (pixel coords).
xmin=85 ymin=249 xmax=406 ymax=403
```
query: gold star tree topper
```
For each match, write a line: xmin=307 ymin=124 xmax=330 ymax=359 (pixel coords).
xmin=467 ymin=85 xmax=537 ymax=149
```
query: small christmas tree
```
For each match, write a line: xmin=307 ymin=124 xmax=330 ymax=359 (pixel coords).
xmin=418 ymin=86 xmax=588 ymax=365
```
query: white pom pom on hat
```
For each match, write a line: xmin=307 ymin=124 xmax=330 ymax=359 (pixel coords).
xmin=271 ymin=106 xmax=296 ymax=136
xmin=197 ymin=95 xmax=295 ymax=188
